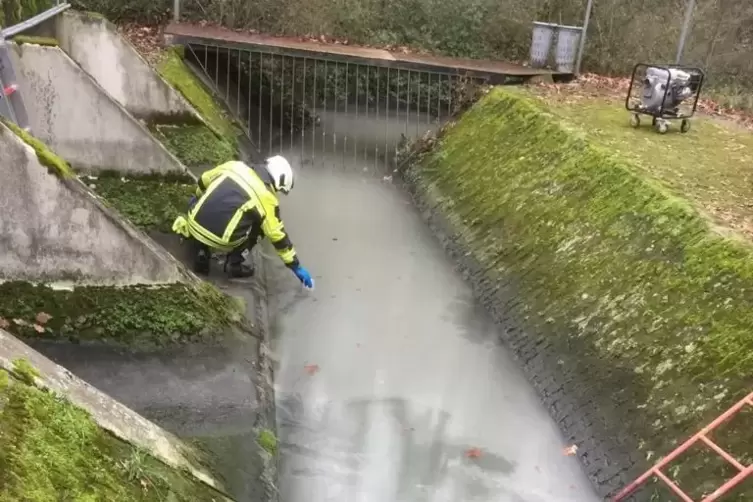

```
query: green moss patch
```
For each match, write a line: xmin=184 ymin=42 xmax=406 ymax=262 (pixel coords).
xmin=157 ymin=47 xmax=242 ymax=149
xmin=151 ymin=124 xmax=238 ymax=168
xmin=83 ymin=171 xmax=195 ymax=232
xmin=256 ymin=429 xmax=277 ymax=456
xmin=10 ymin=35 xmax=59 ymax=47
xmin=409 ymin=87 xmax=753 ymax=499
xmin=1 ymin=119 xmax=73 ymax=178
xmin=0 ymin=282 xmax=240 ymax=348
xmin=0 ymin=360 xmax=227 ymax=501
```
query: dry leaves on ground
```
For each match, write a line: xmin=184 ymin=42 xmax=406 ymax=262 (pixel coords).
xmin=35 ymin=312 xmax=52 ymax=325
xmin=119 ymin=23 xmax=166 ymax=64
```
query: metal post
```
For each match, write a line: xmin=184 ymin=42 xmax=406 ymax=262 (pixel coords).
xmin=0 ymin=36 xmax=30 ymax=130
xmin=173 ymin=0 xmax=181 ymax=23
xmin=574 ymin=0 xmax=594 ymax=75
xmin=675 ymin=0 xmax=696 ymax=64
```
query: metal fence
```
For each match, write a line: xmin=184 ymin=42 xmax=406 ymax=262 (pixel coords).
xmin=183 ymin=43 xmax=485 ymax=169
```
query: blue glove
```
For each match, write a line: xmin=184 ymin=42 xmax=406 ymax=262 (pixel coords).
xmin=187 ymin=195 xmax=198 ymax=211
xmin=292 ymin=265 xmax=314 ymax=289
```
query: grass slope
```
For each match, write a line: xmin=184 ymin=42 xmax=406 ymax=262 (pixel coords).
xmin=0 ymin=359 xmax=227 ymax=502
xmin=410 ymin=86 xmax=753 ymax=500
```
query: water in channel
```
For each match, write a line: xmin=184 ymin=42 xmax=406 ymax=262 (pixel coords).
xmin=264 ymin=107 xmax=599 ymax=502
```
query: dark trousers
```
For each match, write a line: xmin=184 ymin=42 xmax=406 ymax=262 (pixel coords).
xmin=187 ymin=230 xmax=261 ymax=267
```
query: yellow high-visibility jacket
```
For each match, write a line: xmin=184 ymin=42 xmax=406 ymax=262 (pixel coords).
xmin=172 ymin=161 xmax=298 ymax=267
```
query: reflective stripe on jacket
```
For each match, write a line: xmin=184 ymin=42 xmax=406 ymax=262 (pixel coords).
xmin=173 ymin=161 xmax=299 ymax=267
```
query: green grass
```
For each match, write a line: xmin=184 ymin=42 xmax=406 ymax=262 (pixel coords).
xmin=150 ymin=124 xmax=238 ymax=168
xmin=0 ymin=359 xmax=227 ymax=501
xmin=409 ymin=87 xmax=753 ymax=500
xmin=156 ymin=47 xmax=242 ymax=149
xmin=0 ymin=282 xmax=241 ymax=348
xmin=84 ymin=172 xmax=196 ymax=232
xmin=522 ymin=87 xmax=753 ymax=241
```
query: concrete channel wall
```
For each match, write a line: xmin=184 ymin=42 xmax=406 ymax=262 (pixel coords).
xmin=7 ymin=42 xmax=186 ymax=176
xmin=0 ymin=121 xmax=189 ymax=284
xmin=0 ymin=328 xmax=234 ymax=501
xmin=54 ymin=11 xmax=197 ymax=122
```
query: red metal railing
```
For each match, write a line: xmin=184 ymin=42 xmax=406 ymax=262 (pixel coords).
xmin=613 ymin=390 xmax=753 ymax=502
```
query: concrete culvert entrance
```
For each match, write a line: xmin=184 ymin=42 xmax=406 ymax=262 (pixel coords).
xmin=184 ymin=42 xmax=601 ymax=501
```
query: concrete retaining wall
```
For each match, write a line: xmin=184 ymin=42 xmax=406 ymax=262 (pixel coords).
xmin=8 ymin=42 xmax=186 ymax=175
xmin=55 ymin=11 xmax=197 ymax=122
xmin=0 ymin=328 xmax=234 ymax=500
xmin=0 ymin=121 xmax=189 ymax=284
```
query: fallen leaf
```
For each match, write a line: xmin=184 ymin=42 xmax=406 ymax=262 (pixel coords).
xmin=33 ymin=324 xmax=45 ymax=334
xmin=35 ymin=312 xmax=52 ymax=325
xmin=13 ymin=318 xmax=28 ymax=326
xmin=304 ymin=364 xmax=320 ymax=375
xmin=464 ymin=447 xmax=483 ymax=459
xmin=0 ymin=318 xmax=8 ymax=329
xmin=562 ymin=444 xmax=578 ymax=456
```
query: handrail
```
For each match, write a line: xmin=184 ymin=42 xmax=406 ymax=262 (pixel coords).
xmin=1 ymin=3 xmax=71 ymax=39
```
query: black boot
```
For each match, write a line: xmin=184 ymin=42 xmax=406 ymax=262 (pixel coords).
xmin=193 ymin=249 xmax=210 ymax=276
xmin=225 ymin=261 xmax=255 ymax=278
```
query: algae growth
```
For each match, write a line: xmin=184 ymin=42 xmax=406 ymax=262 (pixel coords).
xmin=10 ymin=35 xmax=59 ymax=47
xmin=0 ymin=119 xmax=73 ymax=178
xmin=156 ymin=47 xmax=242 ymax=167
xmin=408 ymin=87 xmax=753 ymax=499
xmin=0 ymin=282 xmax=240 ymax=348
xmin=0 ymin=359 xmax=227 ymax=501
xmin=84 ymin=171 xmax=196 ymax=232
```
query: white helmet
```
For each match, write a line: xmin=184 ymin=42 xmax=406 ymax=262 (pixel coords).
xmin=264 ymin=155 xmax=294 ymax=194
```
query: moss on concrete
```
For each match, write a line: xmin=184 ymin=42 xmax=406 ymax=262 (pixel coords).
xmin=1 ymin=119 xmax=73 ymax=178
xmin=0 ymin=0 xmax=54 ymax=26
xmin=157 ymin=47 xmax=242 ymax=152
xmin=0 ymin=360 xmax=228 ymax=501
xmin=408 ymin=87 xmax=753 ymax=499
xmin=10 ymin=35 xmax=59 ymax=47
xmin=150 ymin=123 xmax=238 ymax=168
xmin=82 ymin=171 xmax=196 ymax=232
xmin=256 ymin=429 xmax=277 ymax=456
xmin=0 ymin=282 xmax=241 ymax=348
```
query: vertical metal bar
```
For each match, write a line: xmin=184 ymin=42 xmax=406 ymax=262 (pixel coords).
xmin=436 ymin=74 xmax=442 ymax=123
xmin=384 ymin=67 xmax=390 ymax=170
xmin=279 ymin=56 xmax=285 ymax=153
xmin=290 ymin=58 xmax=296 ymax=153
xmin=405 ymin=70 xmax=411 ymax=139
xmin=236 ymin=49 xmax=241 ymax=127
xmin=257 ymin=52 xmax=263 ymax=151
xmin=574 ymin=0 xmax=594 ymax=75
xmin=344 ymin=62 xmax=349 ymax=165
xmin=395 ymin=68 xmax=403 ymax=163
xmin=448 ymin=75 xmax=453 ymax=117
xmin=365 ymin=65 xmax=370 ymax=163
xmin=247 ymin=52 xmax=252 ymax=141
xmin=416 ymin=71 xmax=421 ymax=137
xmin=322 ymin=61 xmax=328 ymax=157
xmin=313 ymin=59 xmax=318 ymax=164
xmin=215 ymin=45 xmax=219 ymax=93
xmin=675 ymin=0 xmax=696 ymax=64
xmin=268 ymin=55 xmax=274 ymax=155
xmin=225 ymin=48 xmax=231 ymax=124
xmin=374 ymin=67 xmax=380 ymax=170
xmin=426 ymin=73 xmax=432 ymax=127
xmin=301 ymin=58 xmax=307 ymax=162
xmin=332 ymin=62 xmax=338 ymax=157
xmin=354 ymin=64 xmax=359 ymax=162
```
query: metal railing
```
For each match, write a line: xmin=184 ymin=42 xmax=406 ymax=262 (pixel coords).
xmin=182 ymin=42 xmax=484 ymax=169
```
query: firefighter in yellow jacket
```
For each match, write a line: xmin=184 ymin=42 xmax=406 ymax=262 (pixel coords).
xmin=172 ymin=156 xmax=314 ymax=289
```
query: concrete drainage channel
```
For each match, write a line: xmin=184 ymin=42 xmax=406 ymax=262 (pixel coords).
xmin=0 ymin=8 xmax=610 ymax=502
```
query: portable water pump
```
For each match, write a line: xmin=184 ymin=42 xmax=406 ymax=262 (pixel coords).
xmin=625 ymin=63 xmax=705 ymax=134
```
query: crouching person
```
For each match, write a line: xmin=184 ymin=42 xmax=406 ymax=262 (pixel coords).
xmin=172 ymin=156 xmax=314 ymax=289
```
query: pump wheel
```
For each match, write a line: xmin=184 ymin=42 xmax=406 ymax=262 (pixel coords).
xmin=656 ymin=120 xmax=669 ymax=134
xmin=630 ymin=114 xmax=640 ymax=128
xmin=680 ymin=119 xmax=691 ymax=133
